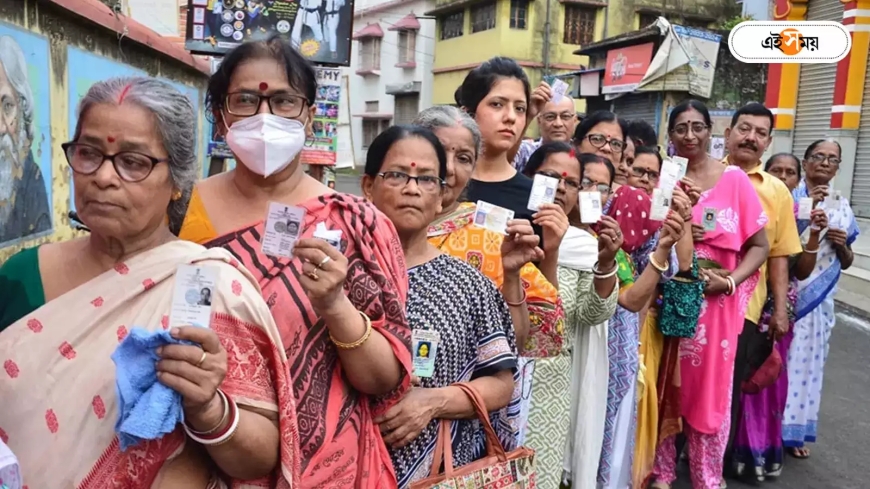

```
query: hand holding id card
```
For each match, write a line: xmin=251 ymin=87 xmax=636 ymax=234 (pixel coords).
xmin=473 ymin=201 xmax=515 ymax=235
xmin=528 ymin=174 xmax=559 ymax=211
xmin=169 ymin=264 xmax=219 ymax=329
xmin=261 ymin=202 xmax=306 ymax=258
xmin=579 ymin=191 xmax=602 ymax=223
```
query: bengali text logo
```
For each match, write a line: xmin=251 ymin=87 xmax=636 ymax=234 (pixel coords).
xmin=728 ymin=21 xmax=850 ymax=63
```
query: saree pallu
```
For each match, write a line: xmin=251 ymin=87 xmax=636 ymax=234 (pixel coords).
xmin=428 ymin=202 xmax=565 ymax=444
xmin=633 ymin=304 xmax=664 ymax=488
xmin=0 ymin=241 xmax=298 ymax=488
xmin=204 ymin=193 xmax=412 ymax=488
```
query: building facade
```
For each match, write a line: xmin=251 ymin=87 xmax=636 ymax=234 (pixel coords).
xmin=344 ymin=0 xmax=436 ymax=162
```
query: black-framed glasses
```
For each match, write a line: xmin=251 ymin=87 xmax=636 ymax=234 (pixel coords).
xmin=537 ymin=170 xmax=581 ymax=190
xmin=378 ymin=171 xmax=445 ymax=192
xmin=581 ymin=178 xmax=612 ymax=195
xmin=585 ymin=133 xmax=626 ymax=152
xmin=62 ymin=142 xmax=167 ymax=183
xmin=630 ymin=166 xmax=660 ymax=181
xmin=808 ymin=153 xmax=841 ymax=166
xmin=225 ymin=92 xmax=308 ymax=118
xmin=671 ymin=122 xmax=709 ymax=136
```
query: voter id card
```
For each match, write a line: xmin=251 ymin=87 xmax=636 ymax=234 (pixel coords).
xmin=527 ymin=173 xmax=559 ymax=211
xmin=579 ymin=191 xmax=602 ymax=224
xmin=671 ymin=156 xmax=688 ymax=181
xmin=798 ymin=197 xmax=814 ymax=220
xmin=551 ymin=78 xmax=570 ymax=104
xmin=650 ymin=188 xmax=670 ymax=221
xmin=169 ymin=264 xmax=219 ymax=329
xmin=313 ymin=222 xmax=342 ymax=250
xmin=412 ymin=329 xmax=441 ymax=378
xmin=473 ymin=201 xmax=514 ymax=235
xmin=702 ymin=207 xmax=718 ymax=232
xmin=261 ymin=202 xmax=306 ymax=258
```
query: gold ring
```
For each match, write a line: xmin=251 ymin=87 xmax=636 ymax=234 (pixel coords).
xmin=317 ymin=255 xmax=332 ymax=269
xmin=307 ymin=270 xmax=319 ymax=281
xmin=197 ymin=350 xmax=207 ymax=368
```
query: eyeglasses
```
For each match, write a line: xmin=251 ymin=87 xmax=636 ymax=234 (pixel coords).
xmin=584 ymin=133 xmax=625 ymax=152
xmin=808 ymin=153 xmax=841 ymax=166
xmin=630 ymin=166 xmax=660 ymax=181
xmin=62 ymin=142 xmax=167 ymax=182
xmin=734 ymin=123 xmax=769 ymax=139
xmin=537 ymin=171 xmax=581 ymax=190
xmin=581 ymin=178 xmax=612 ymax=195
xmin=378 ymin=171 xmax=444 ymax=192
xmin=225 ymin=92 xmax=308 ymax=118
xmin=671 ymin=122 xmax=709 ymax=136
xmin=540 ymin=112 xmax=575 ymax=123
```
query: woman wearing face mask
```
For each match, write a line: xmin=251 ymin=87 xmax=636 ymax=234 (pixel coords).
xmin=418 ymin=106 xmax=564 ymax=447
xmin=456 ymin=58 xmax=564 ymax=263
xmin=730 ymin=153 xmax=823 ymax=481
xmin=782 ymin=139 xmax=857 ymax=461
xmin=517 ymin=144 xmax=619 ymax=488
xmin=361 ymin=125 xmax=518 ymax=488
xmin=652 ymin=100 xmax=769 ymax=489
xmin=178 ymin=37 xmax=412 ymax=488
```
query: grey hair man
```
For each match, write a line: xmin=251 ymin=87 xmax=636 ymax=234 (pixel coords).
xmin=512 ymin=93 xmax=577 ymax=172
xmin=0 ymin=35 xmax=51 ymax=244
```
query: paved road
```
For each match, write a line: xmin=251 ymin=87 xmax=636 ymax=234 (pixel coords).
xmin=334 ymin=172 xmax=869 ymax=488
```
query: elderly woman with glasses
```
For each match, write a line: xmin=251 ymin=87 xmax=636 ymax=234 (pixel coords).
xmin=0 ymin=77 xmax=296 ymax=487
xmin=178 ymin=36 xmax=412 ymax=488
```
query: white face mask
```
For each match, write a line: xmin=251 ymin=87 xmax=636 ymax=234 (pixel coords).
xmin=225 ymin=114 xmax=307 ymax=177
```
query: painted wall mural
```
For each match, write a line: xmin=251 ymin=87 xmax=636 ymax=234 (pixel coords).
xmin=0 ymin=24 xmax=53 ymax=248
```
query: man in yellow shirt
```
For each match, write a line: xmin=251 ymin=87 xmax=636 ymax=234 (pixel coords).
xmin=721 ymin=103 xmax=803 ymax=475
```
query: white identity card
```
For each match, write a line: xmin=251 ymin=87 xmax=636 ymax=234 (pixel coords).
xmin=579 ymin=191 xmax=602 ymax=224
xmin=412 ymin=329 xmax=441 ymax=378
xmin=798 ymin=197 xmax=814 ymax=220
xmin=261 ymin=202 xmax=306 ymax=258
xmin=313 ymin=222 xmax=343 ymax=249
xmin=658 ymin=158 xmax=683 ymax=194
xmin=170 ymin=264 xmax=219 ymax=329
xmin=473 ymin=201 xmax=514 ymax=235
xmin=527 ymin=173 xmax=559 ymax=211
xmin=671 ymin=156 xmax=688 ymax=181
xmin=551 ymin=78 xmax=570 ymax=104
xmin=650 ymin=188 xmax=671 ymax=222
xmin=702 ymin=207 xmax=718 ymax=232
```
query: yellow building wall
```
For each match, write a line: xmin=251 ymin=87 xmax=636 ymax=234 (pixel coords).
xmin=0 ymin=0 xmax=209 ymax=263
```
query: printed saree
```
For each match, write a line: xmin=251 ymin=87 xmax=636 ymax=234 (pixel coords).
xmin=427 ymin=202 xmax=565 ymax=446
xmin=183 ymin=192 xmax=413 ymax=488
xmin=0 ymin=240 xmax=298 ymax=488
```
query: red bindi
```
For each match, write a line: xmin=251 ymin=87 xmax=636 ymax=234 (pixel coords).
xmin=259 ymin=82 xmax=269 ymax=91
xmin=561 ymin=172 xmax=568 ymax=177
xmin=107 ymin=136 xmax=116 ymax=143
xmin=410 ymin=162 xmax=416 ymax=167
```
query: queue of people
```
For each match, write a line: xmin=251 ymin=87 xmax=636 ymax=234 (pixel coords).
xmin=0 ymin=38 xmax=858 ymax=489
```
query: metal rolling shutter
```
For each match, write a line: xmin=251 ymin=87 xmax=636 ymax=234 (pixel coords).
xmin=609 ymin=92 xmax=659 ymax=127
xmin=791 ymin=0 xmax=843 ymax=156
xmin=851 ymin=69 xmax=870 ymax=216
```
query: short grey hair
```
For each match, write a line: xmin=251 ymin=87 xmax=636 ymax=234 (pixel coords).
xmin=73 ymin=77 xmax=198 ymax=235
xmin=413 ymin=105 xmax=482 ymax=159
xmin=0 ymin=36 xmax=34 ymax=143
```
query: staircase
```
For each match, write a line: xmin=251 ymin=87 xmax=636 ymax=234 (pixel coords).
xmin=835 ymin=218 xmax=870 ymax=317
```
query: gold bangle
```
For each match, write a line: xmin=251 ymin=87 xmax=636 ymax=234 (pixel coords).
xmin=648 ymin=253 xmax=669 ymax=274
xmin=329 ymin=311 xmax=373 ymax=350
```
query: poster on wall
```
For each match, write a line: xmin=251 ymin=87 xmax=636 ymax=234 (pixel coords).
xmin=184 ymin=0 xmax=355 ymax=66
xmin=302 ymin=67 xmax=340 ymax=166
xmin=602 ymin=42 xmax=654 ymax=95
xmin=675 ymin=25 xmax=721 ymax=99
xmin=0 ymin=24 xmax=53 ymax=248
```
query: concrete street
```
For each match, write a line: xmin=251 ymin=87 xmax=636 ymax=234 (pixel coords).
xmin=332 ymin=171 xmax=870 ymax=489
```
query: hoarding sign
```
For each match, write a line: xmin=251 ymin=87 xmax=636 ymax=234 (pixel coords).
xmin=602 ymin=42 xmax=654 ymax=94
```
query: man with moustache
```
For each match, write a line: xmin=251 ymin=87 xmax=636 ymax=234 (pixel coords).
xmin=719 ymin=103 xmax=802 ymax=477
xmin=0 ymin=36 xmax=51 ymax=245
xmin=512 ymin=94 xmax=577 ymax=172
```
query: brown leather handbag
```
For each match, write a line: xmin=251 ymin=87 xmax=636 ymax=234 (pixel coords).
xmin=409 ymin=382 xmax=537 ymax=489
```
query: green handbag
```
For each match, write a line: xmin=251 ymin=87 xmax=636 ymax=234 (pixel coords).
xmin=658 ymin=254 xmax=705 ymax=338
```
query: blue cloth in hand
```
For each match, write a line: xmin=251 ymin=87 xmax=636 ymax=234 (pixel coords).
xmin=111 ymin=328 xmax=186 ymax=451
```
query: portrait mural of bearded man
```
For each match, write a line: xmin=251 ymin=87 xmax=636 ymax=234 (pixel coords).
xmin=0 ymin=32 xmax=51 ymax=246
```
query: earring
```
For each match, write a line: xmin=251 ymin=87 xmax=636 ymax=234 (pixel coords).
xmin=171 ymin=190 xmax=182 ymax=201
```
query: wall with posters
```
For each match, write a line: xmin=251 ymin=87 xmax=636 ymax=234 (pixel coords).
xmin=185 ymin=0 xmax=356 ymax=66
xmin=302 ymin=67 xmax=341 ymax=165
xmin=602 ymin=43 xmax=654 ymax=95
xmin=0 ymin=0 xmax=209 ymax=262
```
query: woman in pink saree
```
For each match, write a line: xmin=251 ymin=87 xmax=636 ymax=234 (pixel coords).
xmin=0 ymin=78 xmax=298 ymax=488
xmin=652 ymin=100 xmax=769 ymax=489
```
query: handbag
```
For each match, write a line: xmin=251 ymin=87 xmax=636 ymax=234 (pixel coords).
xmin=410 ymin=383 xmax=537 ymax=489
xmin=742 ymin=346 xmax=783 ymax=394
xmin=658 ymin=254 xmax=705 ymax=338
